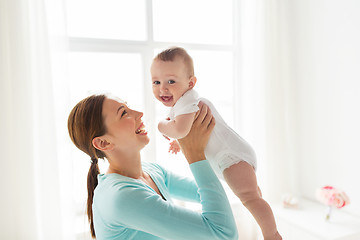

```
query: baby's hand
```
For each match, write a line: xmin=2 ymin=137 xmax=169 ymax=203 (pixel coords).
xmin=168 ymin=140 xmax=181 ymax=154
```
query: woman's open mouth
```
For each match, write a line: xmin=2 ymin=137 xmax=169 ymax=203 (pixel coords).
xmin=135 ymin=123 xmax=147 ymax=135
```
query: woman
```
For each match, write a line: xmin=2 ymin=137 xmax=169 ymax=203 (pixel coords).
xmin=68 ymin=94 xmax=238 ymax=240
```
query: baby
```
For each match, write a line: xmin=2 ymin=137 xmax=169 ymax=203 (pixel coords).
xmin=151 ymin=47 xmax=282 ymax=240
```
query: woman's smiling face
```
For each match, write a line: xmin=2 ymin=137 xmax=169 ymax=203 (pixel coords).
xmin=101 ymin=97 xmax=149 ymax=151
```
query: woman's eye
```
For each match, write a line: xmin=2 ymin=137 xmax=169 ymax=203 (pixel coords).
xmin=121 ymin=110 xmax=127 ymax=117
xmin=153 ymin=81 xmax=160 ymax=85
xmin=168 ymin=80 xmax=175 ymax=84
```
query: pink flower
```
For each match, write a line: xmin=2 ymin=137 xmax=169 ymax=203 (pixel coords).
xmin=316 ymin=186 xmax=350 ymax=209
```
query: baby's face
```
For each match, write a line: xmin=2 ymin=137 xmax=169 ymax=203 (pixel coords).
xmin=151 ymin=57 xmax=193 ymax=107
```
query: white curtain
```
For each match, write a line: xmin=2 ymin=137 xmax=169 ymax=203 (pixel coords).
xmin=235 ymin=0 xmax=289 ymax=238
xmin=239 ymin=0 xmax=294 ymax=203
xmin=0 ymin=0 xmax=73 ymax=239
xmin=237 ymin=1 xmax=295 ymax=238
xmin=261 ymin=0 xmax=296 ymax=202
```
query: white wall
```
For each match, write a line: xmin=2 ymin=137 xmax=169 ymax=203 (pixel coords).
xmin=287 ymin=0 xmax=360 ymax=216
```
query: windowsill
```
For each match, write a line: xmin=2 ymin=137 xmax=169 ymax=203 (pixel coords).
xmin=273 ymin=198 xmax=360 ymax=240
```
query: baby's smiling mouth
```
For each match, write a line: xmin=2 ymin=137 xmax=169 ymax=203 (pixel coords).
xmin=160 ymin=96 xmax=173 ymax=102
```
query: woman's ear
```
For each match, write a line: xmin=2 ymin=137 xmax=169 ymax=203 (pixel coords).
xmin=92 ymin=136 xmax=113 ymax=151
xmin=189 ymin=76 xmax=197 ymax=89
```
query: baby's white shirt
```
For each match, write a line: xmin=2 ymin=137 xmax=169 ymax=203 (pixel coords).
xmin=167 ymin=89 xmax=257 ymax=178
xmin=168 ymin=89 xmax=200 ymax=120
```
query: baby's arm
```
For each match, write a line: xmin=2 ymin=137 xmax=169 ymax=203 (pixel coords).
xmin=158 ymin=112 xmax=196 ymax=139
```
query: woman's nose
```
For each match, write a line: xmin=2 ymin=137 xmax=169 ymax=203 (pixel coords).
xmin=128 ymin=107 xmax=143 ymax=119
xmin=135 ymin=110 xmax=143 ymax=119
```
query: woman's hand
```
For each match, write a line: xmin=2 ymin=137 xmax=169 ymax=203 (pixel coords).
xmin=178 ymin=102 xmax=215 ymax=164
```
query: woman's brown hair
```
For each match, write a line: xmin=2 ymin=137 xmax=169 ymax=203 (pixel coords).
xmin=67 ymin=94 xmax=107 ymax=239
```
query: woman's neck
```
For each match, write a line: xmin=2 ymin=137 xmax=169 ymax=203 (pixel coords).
xmin=106 ymin=151 xmax=143 ymax=179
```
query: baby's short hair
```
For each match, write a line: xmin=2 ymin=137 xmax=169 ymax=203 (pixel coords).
xmin=154 ymin=47 xmax=194 ymax=77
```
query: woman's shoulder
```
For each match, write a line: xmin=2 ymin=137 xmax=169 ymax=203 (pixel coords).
xmin=96 ymin=173 xmax=145 ymax=198
xmin=93 ymin=173 xmax=158 ymax=225
xmin=142 ymin=161 xmax=168 ymax=181
xmin=95 ymin=162 xmax=166 ymax=197
xmin=94 ymin=172 xmax=157 ymax=210
xmin=142 ymin=161 xmax=165 ymax=173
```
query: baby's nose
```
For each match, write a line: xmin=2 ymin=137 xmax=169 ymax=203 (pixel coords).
xmin=160 ymin=85 xmax=168 ymax=92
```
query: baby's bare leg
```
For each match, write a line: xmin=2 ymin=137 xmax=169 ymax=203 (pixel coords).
xmin=223 ymin=161 xmax=282 ymax=240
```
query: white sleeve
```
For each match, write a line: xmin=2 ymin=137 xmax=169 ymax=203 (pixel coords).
xmin=172 ymin=89 xmax=200 ymax=118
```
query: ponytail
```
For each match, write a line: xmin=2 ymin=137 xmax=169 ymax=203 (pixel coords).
xmin=67 ymin=94 xmax=107 ymax=239
xmin=87 ymin=157 xmax=100 ymax=239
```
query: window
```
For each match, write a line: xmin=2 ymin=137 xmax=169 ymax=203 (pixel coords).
xmin=65 ymin=0 xmax=240 ymax=237
xmin=152 ymin=0 xmax=233 ymax=44
xmin=67 ymin=0 xmax=147 ymax=40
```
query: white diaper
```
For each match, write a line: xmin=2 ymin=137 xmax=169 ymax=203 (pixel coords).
xmin=208 ymin=150 xmax=257 ymax=179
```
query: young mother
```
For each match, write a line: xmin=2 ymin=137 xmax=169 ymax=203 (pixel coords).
xmin=68 ymin=94 xmax=238 ymax=240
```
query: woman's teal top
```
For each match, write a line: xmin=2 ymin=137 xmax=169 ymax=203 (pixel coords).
xmin=93 ymin=160 xmax=238 ymax=240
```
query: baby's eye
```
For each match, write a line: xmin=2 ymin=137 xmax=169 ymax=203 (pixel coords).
xmin=121 ymin=110 xmax=127 ymax=117
xmin=168 ymin=80 xmax=175 ymax=84
xmin=153 ymin=81 xmax=160 ymax=85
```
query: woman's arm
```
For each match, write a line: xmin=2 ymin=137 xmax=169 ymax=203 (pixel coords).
xmin=156 ymin=163 xmax=200 ymax=202
xmin=110 ymin=161 xmax=237 ymax=240
xmin=158 ymin=112 xmax=196 ymax=139
xmin=109 ymin=103 xmax=238 ymax=240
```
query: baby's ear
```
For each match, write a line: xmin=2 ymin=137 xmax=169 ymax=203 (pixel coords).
xmin=189 ymin=76 xmax=197 ymax=88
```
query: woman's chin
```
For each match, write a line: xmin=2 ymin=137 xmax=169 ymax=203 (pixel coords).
xmin=140 ymin=135 xmax=150 ymax=147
